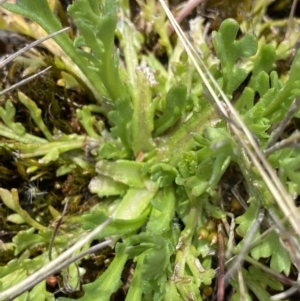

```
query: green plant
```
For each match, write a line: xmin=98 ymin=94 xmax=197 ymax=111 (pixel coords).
xmin=1 ymin=0 xmax=300 ymax=300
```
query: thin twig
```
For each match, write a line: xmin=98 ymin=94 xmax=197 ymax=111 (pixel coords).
xmin=222 ymin=213 xmax=236 ymax=260
xmin=286 ymin=0 xmax=298 ymax=39
xmin=0 ymin=27 xmax=70 ymax=69
xmin=271 ymin=273 xmax=300 ymax=300
xmin=217 ymin=221 xmax=225 ymax=301
xmin=244 ymin=256 xmax=296 ymax=287
xmin=265 ymin=131 xmax=300 ymax=156
xmin=169 ymin=0 xmax=203 ymax=34
xmin=268 ymin=208 xmax=300 ymax=270
xmin=267 ymin=97 xmax=300 ymax=149
xmin=49 ymin=201 xmax=69 ymax=261
xmin=224 ymin=210 xmax=265 ymax=283
xmin=237 ymin=267 xmax=246 ymax=301
xmin=0 ymin=66 xmax=52 ymax=96
xmin=231 ymin=184 xmax=248 ymax=210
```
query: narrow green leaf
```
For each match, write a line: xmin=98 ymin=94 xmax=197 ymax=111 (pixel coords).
xmin=212 ymin=18 xmax=257 ymax=95
xmin=18 ymin=92 xmax=52 ymax=140
xmin=0 ymin=100 xmax=25 ymax=135
xmin=147 ymin=186 xmax=176 ymax=235
xmin=81 ymin=211 xmax=148 ymax=238
xmin=154 ymin=85 xmax=187 ymax=136
xmin=124 ymin=255 xmax=144 ymax=301
xmin=113 ymin=186 xmax=157 ymax=220
xmin=89 ymin=175 xmax=127 ymax=197
xmin=131 ymin=65 xmax=156 ymax=155
xmin=108 ymin=97 xmax=133 ymax=149
xmin=95 ymin=160 xmax=145 ymax=188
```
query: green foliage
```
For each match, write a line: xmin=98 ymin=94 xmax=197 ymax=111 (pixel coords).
xmin=67 ymin=0 xmax=124 ymax=102
xmin=0 ymin=99 xmax=26 ymax=135
xmin=95 ymin=160 xmax=146 ymax=187
xmin=81 ymin=211 xmax=149 ymax=238
xmin=12 ymin=228 xmax=51 ymax=255
xmin=262 ymin=50 xmax=300 ymax=122
xmin=212 ymin=19 xmax=257 ymax=95
xmin=18 ymin=92 xmax=53 ymax=141
xmin=235 ymin=201 xmax=258 ymax=238
xmin=238 ymin=46 xmax=300 ymax=143
xmin=231 ymin=266 xmax=283 ymax=301
xmin=251 ymin=231 xmax=291 ymax=275
xmin=0 ymin=188 xmax=46 ymax=230
xmin=130 ymin=66 xmax=156 ymax=155
xmin=76 ymin=106 xmax=101 ymax=138
xmin=235 ymin=203 xmax=291 ymax=275
xmin=0 ymin=250 xmax=54 ymax=301
xmin=108 ymin=96 xmax=133 ymax=150
xmin=154 ymin=85 xmax=188 ymax=136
